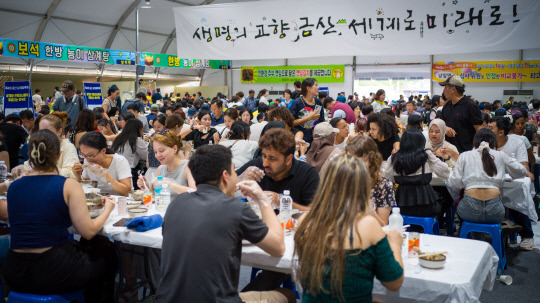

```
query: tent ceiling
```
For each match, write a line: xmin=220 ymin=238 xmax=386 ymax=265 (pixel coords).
xmin=0 ymin=0 xmax=230 ymax=76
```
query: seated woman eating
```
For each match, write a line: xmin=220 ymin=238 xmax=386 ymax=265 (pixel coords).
xmin=2 ymin=130 xmax=117 ymax=303
xmin=447 ymin=128 xmax=526 ymax=224
xmin=384 ymin=130 xmax=451 ymax=218
xmin=72 ymin=131 xmax=132 ymax=196
xmin=138 ymin=130 xmax=196 ymax=200
xmin=295 ymin=154 xmax=403 ymax=302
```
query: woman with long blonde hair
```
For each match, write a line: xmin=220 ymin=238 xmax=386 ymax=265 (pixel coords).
xmin=294 ymin=154 xmax=403 ymax=302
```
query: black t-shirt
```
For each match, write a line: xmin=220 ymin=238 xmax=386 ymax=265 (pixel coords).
xmin=157 ymin=184 xmax=268 ymax=303
xmin=236 ymin=157 xmax=320 ymax=206
xmin=0 ymin=123 xmax=28 ymax=169
xmin=184 ymin=128 xmax=218 ymax=149
xmin=375 ymin=135 xmax=400 ymax=161
xmin=440 ymin=96 xmax=483 ymax=153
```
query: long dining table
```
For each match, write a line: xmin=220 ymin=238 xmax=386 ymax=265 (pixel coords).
xmin=101 ymin=205 xmax=499 ymax=303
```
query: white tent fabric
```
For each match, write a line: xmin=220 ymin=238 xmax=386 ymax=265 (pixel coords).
xmin=0 ymin=0 xmax=242 ymax=76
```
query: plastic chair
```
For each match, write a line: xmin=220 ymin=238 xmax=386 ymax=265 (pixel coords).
xmin=7 ymin=290 xmax=85 ymax=303
xmin=459 ymin=221 xmax=506 ymax=275
xmin=250 ymin=268 xmax=300 ymax=299
xmin=402 ymin=215 xmax=440 ymax=235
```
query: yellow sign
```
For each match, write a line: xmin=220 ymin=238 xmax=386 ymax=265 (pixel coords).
xmin=432 ymin=60 xmax=540 ymax=82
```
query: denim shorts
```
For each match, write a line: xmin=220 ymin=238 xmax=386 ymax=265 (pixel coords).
xmin=457 ymin=194 xmax=505 ymax=224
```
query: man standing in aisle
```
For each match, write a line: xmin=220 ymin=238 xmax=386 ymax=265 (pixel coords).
xmin=32 ymin=89 xmax=42 ymax=110
xmin=243 ymin=90 xmax=257 ymax=111
xmin=440 ymin=75 xmax=483 ymax=153
xmin=151 ymin=88 xmax=163 ymax=104
xmin=156 ymin=145 xmax=294 ymax=303
xmin=52 ymin=80 xmax=86 ymax=130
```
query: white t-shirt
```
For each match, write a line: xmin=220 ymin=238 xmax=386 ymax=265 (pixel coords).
xmin=249 ymin=121 xmax=268 ymax=142
xmin=219 ymin=140 xmax=259 ymax=169
xmin=498 ymin=135 xmax=528 ymax=163
xmin=508 ymin=134 xmax=531 ymax=149
xmin=32 ymin=94 xmax=42 ymax=106
xmin=82 ymin=153 xmax=132 ymax=194
xmin=259 ymin=96 xmax=269 ymax=106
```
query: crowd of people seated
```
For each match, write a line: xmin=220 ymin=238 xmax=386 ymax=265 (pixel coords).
xmin=0 ymin=74 xmax=538 ymax=302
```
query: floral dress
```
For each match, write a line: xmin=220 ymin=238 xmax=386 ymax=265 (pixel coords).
xmin=370 ymin=176 xmax=397 ymax=210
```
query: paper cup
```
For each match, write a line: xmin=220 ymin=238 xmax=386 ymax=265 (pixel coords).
xmin=498 ymin=275 xmax=513 ymax=285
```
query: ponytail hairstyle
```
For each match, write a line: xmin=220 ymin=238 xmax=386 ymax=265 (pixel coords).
xmin=28 ymin=129 xmax=60 ymax=173
xmin=473 ymin=128 xmax=498 ymax=177
xmin=257 ymin=89 xmax=268 ymax=99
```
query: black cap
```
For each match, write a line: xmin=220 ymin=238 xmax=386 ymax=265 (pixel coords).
xmin=60 ymin=80 xmax=74 ymax=92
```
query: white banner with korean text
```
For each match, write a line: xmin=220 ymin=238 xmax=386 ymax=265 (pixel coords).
xmin=173 ymin=0 xmax=540 ymax=60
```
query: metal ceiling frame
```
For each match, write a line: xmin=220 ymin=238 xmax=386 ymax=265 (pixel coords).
xmin=1 ymin=0 xmax=220 ymax=79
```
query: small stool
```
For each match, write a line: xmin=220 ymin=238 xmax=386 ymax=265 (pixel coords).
xmin=402 ymin=215 xmax=440 ymax=235
xmin=459 ymin=221 xmax=506 ymax=275
xmin=250 ymin=268 xmax=299 ymax=299
xmin=7 ymin=290 xmax=85 ymax=303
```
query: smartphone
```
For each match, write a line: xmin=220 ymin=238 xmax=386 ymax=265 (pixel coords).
xmin=314 ymin=105 xmax=322 ymax=113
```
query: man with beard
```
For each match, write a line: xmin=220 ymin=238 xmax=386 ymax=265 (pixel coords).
xmin=237 ymin=128 xmax=319 ymax=211
xmin=236 ymin=128 xmax=320 ymax=292
xmin=440 ymin=75 xmax=483 ymax=153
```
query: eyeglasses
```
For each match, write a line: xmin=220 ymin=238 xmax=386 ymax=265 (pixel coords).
xmin=80 ymin=151 xmax=100 ymax=159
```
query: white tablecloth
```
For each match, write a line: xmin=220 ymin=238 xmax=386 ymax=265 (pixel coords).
xmin=101 ymin=213 xmax=498 ymax=303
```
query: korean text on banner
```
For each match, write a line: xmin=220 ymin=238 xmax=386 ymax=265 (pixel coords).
xmin=3 ymin=81 xmax=33 ymax=116
xmin=83 ymin=83 xmax=103 ymax=110
xmin=433 ymin=60 xmax=540 ymax=82
xmin=173 ymin=0 xmax=540 ymax=60
xmin=241 ymin=65 xmax=344 ymax=83
xmin=0 ymin=38 xmax=135 ymax=65
xmin=140 ymin=52 xmax=230 ymax=69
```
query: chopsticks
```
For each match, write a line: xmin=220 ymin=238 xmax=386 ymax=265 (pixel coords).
xmin=410 ymin=251 xmax=448 ymax=258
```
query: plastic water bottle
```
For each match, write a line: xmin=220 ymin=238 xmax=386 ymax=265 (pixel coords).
xmin=280 ymin=190 xmax=292 ymax=214
xmin=389 ymin=207 xmax=404 ymax=232
xmin=278 ymin=190 xmax=293 ymax=230
xmin=0 ymin=161 xmax=6 ymax=182
xmin=160 ymin=183 xmax=171 ymax=212
xmin=154 ymin=176 xmax=163 ymax=210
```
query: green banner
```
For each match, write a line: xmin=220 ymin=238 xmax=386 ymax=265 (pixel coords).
xmin=0 ymin=38 xmax=135 ymax=65
xmin=241 ymin=65 xmax=345 ymax=83
xmin=140 ymin=52 xmax=230 ymax=69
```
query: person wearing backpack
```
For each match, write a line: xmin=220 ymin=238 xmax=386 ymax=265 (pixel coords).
xmin=52 ymin=80 xmax=86 ymax=130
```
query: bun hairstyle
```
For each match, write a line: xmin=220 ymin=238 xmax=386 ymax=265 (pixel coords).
xmin=28 ymin=129 xmax=60 ymax=173
xmin=42 ymin=112 xmax=69 ymax=135
xmin=151 ymin=130 xmax=183 ymax=154
xmin=228 ymin=121 xmax=250 ymax=139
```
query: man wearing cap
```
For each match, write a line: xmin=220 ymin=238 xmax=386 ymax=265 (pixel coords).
xmin=439 ymin=75 xmax=483 ymax=153
xmin=52 ymin=80 xmax=86 ymax=129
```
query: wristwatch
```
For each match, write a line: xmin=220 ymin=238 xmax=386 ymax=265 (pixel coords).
xmin=107 ymin=178 xmax=114 ymax=186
